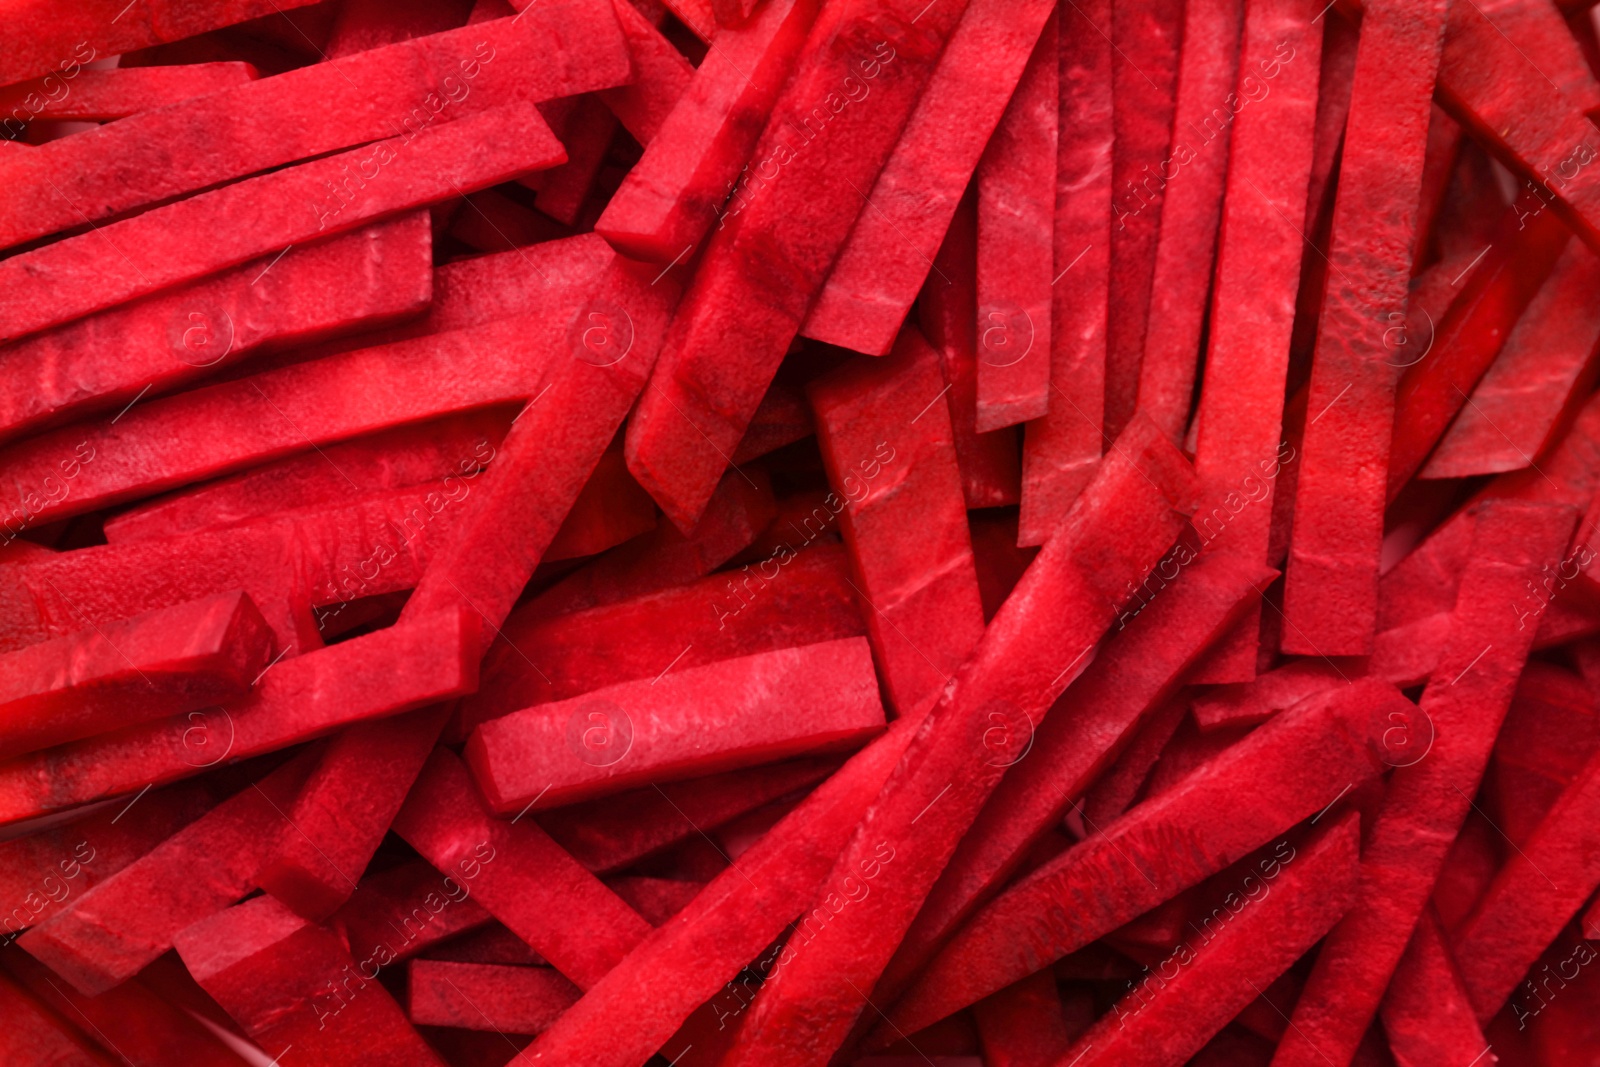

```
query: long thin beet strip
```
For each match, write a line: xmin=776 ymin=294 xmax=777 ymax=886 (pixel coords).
xmin=0 ymin=213 xmax=434 ymax=444
xmin=1103 ymin=0 xmax=1183 ymax=442
xmin=393 ymin=748 xmax=652 ymax=990
xmin=1268 ymin=500 xmax=1579 ymax=1067
xmin=173 ymin=894 xmax=446 ymax=1067
xmin=17 ymin=752 xmax=315 ymax=995
xmin=972 ymin=970 xmax=1073 ymax=1067
xmin=595 ymin=0 xmax=694 ymax=145
xmin=0 ymin=63 xmax=259 ymax=121
xmin=1422 ymin=238 xmax=1600 ymax=477
xmin=0 ymin=610 xmax=476 ymax=825
xmin=515 ymin=709 xmax=925 ymax=1067
xmin=0 ymin=590 xmax=274 ymax=758
xmin=0 ymin=312 xmax=564 ymax=524
xmin=332 ymin=859 xmax=493 ymax=968
xmin=808 ymin=327 xmax=985 ymax=715
xmin=876 ymin=678 xmax=1399 ymax=1040
xmin=1187 ymin=0 xmax=1322 ymax=682
xmin=256 ymin=705 xmax=450 ymax=920
xmin=1281 ymin=0 xmax=1449 ymax=656
xmin=0 ymin=969 xmax=110 ymax=1067
xmin=0 ymin=0 xmax=312 ymax=88
xmin=1386 ymin=206 xmax=1570 ymax=496
xmin=407 ymin=960 xmax=580 ymax=1033
xmin=0 ymin=104 xmax=562 ymax=343
xmin=624 ymin=0 xmax=971 ymax=531
xmin=596 ymin=0 xmax=818 ymax=261
xmin=1378 ymin=909 xmax=1490 ymax=1067
xmin=0 ymin=3 xmax=629 ymax=251
xmin=718 ymin=415 xmax=1198 ymax=1066
xmin=874 ymin=551 xmax=1271 ymax=1006
xmin=1133 ymin=0 xmax=1243 ymax=443
xmin=974 ymin=11 xmax=1056 ymax=431
xmin=460 ymin=541 xmax=862 ymax=732
xmin=467 ymin=637 xmax=885 ymax=811
xmin=1017 ymin=0 xmax=1111 ymax=545
xmin=325 ymin=0 xmax=475 ymax=57
xmin=1450 ymin=742 xmax=1600 ymax=1021
xmin=801 ymin=0 xmax=1059 ymax=356
xmin=1057 ymin=814 xmax=1361 ymax=1067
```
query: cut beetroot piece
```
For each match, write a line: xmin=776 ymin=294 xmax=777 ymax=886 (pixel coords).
xmin=18 ymin=750 xmax=316 ymax=995
xmin=1282 ymin=0 xmax=1450 ymax=657
xmin=537 ymin=757 xmax=839 ymax=872
xmin=878 ymin=551 xmax=1270 ymax=1003
xmin=103 ymin=410 xmax=510 ymax=544
xmin=0 ymin=63 xmax=258 ymax=121
xmin=1017 ymin=0 xmax=1111 ymax=543
xmin=719 ymin=416 xmax=1199 ymax=1066
xmin=1452 ymin=740 xmax=1600 ymax=1022
xmin=0 ymin=779 xmax=215 ymax=941
xmin=0 ymin=0 xmax=312 ymax=88
xmin=458 ymin=540 xmax=861 ymax=734
xmin=1103 ymin=0 xmax=1183 ymax=443
xmin=0 ymin=968 xmax=110 ymax=1067
xmin=878 ymin=680 xmax=1398 ymax=1041
xmin=596 ymin=0 xmax=695 ymax=145
xmin=971 ymin=970 xmax=1073 ymax=1067
xmin=1133 ymin=0 xmax=1243 ymax=443
xmin=517 ymin=707 xmax=925 ymax=1067
xmin=0 ymin=590 xmax=274 ymax=758
xmin=1080 ymin=693 xmax=1189 ymax=825
xmin=1190 ymin=661 xmax=1346 ymax=733
xmin=528 ymin=466 xmax=777 ymax=617
xmin=393 ymin=748 xmax=652 ymax=989
xmin=1056 ymin=813 xmax=1361 ymax=1067
xmin=256 ymin=705 xmax=450 ymax=921
xmin=624 ymin=0 xmax=972 ymax=531
xmin=1269 ymin=501 xmax=1579 ymax=1067
xmin=544 ymin=439 xmax=660 ymax=561
xmin=973 ymin=12 xmax=1056 ymax=432
xmin=1187 ymin=0 xmax=1324 ymax=683
xmin=808 ymin=327 xmax=985 ymax=715
xmin=532 ymin=96 xmax=618 ymax=226
xmin=1484 ymin=663 xmax=1600 ymax=848
xmin=1387 ymin=207 xmax=1570 ymax=495
xmin=803 ymin=0 xmax=1060 ymax=357
xmin=333 ymin=859 xmax=494 ymax=968
xmin=399 ymin=257 xmax=677 ymax=653
xmin=0 ymin=213 xmax=432 ymax=445
xmin=0 ymin=609 xmax=477 ymax=825
xmin=1424 ymin=239 xmax=1600 ymax=477
xmin=1 ymin=950 xmax=255 ymax=1067
xmin=325 ymin=0 xmax=475 ymax=57
xmin=407 ymin=960 xmax=580 ymax=1033
xmin=920 ymin=190 xmax=1026 ymax=510
xmin=173 ymin=894 xmax=446 ymax=1067
xmin=467 ymin=636 xmax=884 ymax=811
xmin=0 ymin=104 xmax=563 ymax=344
xmin=597 ymin=0 xmax=817 ymax=261
xmin=0 ymin=3 xmax=630 ymax=252
xmin=733 ymin=380 xmax=813 ymax=462
xmin=1378 ymin=908 xmax=1491 ymax=1067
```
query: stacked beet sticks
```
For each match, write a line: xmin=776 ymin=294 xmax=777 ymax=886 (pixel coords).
xmin=4 ymin=0 xmax=1600 ymax=1064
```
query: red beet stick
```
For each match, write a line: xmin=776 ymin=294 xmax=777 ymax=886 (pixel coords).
xmin=972 ymin=970 xmax=1074 ymax=1067
xmin=1187 ymin=0 xmax=1323 ymax=682
xmin=393 ymin=748 xmax=652 ymax=989
xmin=1268 ymin=500 xmax=1579 ymax=1067
xmin=623 ymin=0 xmax=971 ymax=530
xmin=974 ymin=10 xmax=1057 ymax=431
xmin=1281 ymin=0 xmax=1450 ymax=656
xmin=1017 ymin=0 xmax=1111 ymax=544
xmin=0 ymin=213 xmax=433 ymax=445
xmin=801 ymin=0 xmax=1060 ymax=357
xmin=877 ymin=678 xmax=1399 ymax=1040
xmin=0 ymin=103 xmax=563 ymax=343
xmin=1133 ymin=0 xmax=1243 ymax=443
xmin=719 ymin=415 xmax=1199 ymax=1066
xmin=407 ymin=960 xmax=579 ymax=1033
xmin=0 ymin=63 xmax=258 ymax=121
xmin=467 ymin=636 xmax=884 ymax=811
xmin=0 ymin=969 xmax=111 ymax=1067
xmin=808 ymin=327 xmax=985 ymax=715
xmin=0 ymin=2 xmax=629 ymax=250
xmin=594 ymin=0 xmax=694 ymax=145
xmin=0 ymin=590 xmax=274 ymax=758
xmin=1056 ymin=813 xmax=1361 ymax=1067
xmin=1377 ymin=909 xmax=1490 ymax=1067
